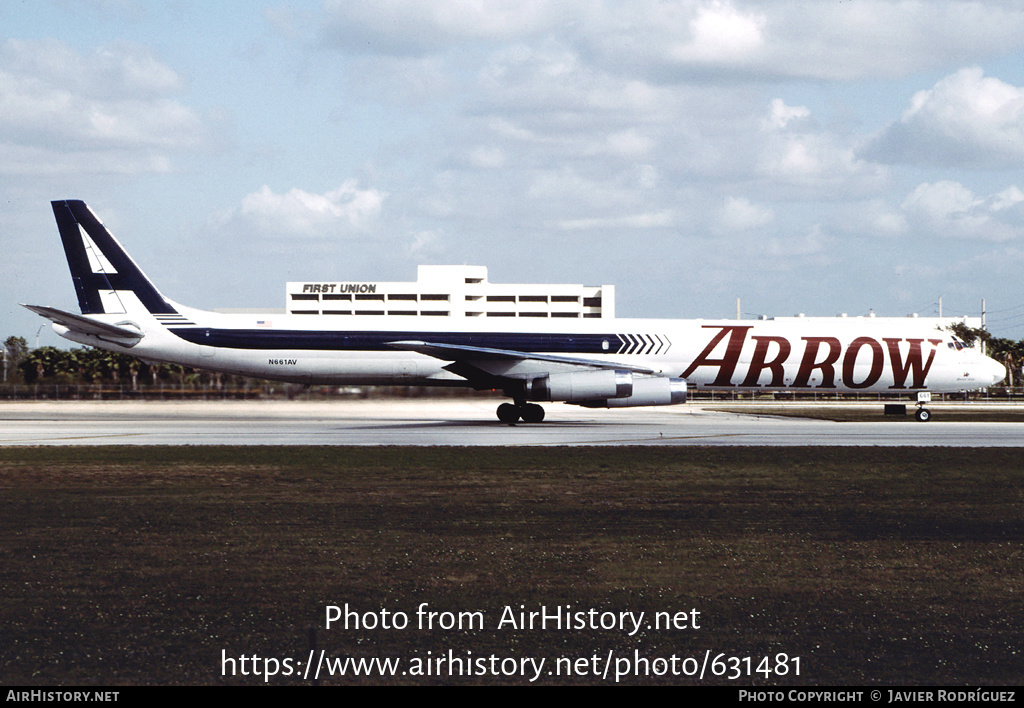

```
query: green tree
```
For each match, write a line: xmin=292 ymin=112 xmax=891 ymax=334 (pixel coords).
xmin=20 ymin=346 xmax=64 ymax=383
xmin=3 ymin=336 xmax=29 ymax=383
xmin=947 ymin=322 xmax=987 ymax=347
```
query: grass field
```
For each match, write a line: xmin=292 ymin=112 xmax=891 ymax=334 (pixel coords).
xmin=1 ymin=446 xmax=1021 ymax=685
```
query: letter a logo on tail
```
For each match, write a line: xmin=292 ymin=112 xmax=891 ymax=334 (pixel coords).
xmin=51 ymin=200 xmax=177 ymax=316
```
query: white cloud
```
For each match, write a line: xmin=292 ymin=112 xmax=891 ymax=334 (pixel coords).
xmin=760 ymin=225 xmax=830 ymax=261
xmin=832 ymin=200 xmax=908 ymax=240
xmin=862 ymin=68 xmax=1024 ymax=168
xmin=670 ymin=1 xmax=766 ymax=64
xmin=477 ymin=41 xmax=670 ymax=118
xmin=597 ymin=129 xmax=655 ymax=158
xmin=717 ymin=196 xmax=774 ymax=233
xmin=556 ymin=211 xmax=673 ymax=231
xmin=468 ymin=146 xmax=506 ymax=169
xmin=763 ymin=98 xmax=810 ymax=131
xmin=524 ymin=166 xmax=669 ymax=223
xmin=217 ymin=183 xmax=387 ymax=240
xmin=0 ymin=144 xmax=173 ymax=177
xmin=571 ymin=2 xmax=1024 ymax=82
xmin=317 ymin=1 xmax=1024 ymax=84
xmin=317 ymin=0 xmax=1024 ymax=81
xmin=470 ymin=39 xmax=759 ymax=185
xmin=1 ymin=38 xmax=184 ymax=98
xmin=0 ymin=38 xmax=203 ymax=174
xmin=759 ymin=2 xmax=1024 ymax=81
xmin=901 ymin=181 xmax=1024 ymax=241
xmin=321 ymin=0 xmax=572 ymax=54
xmin=902 ymin=181 xmax=982 ymax=223
xmin=991 ymin=185 xmax=1024 ymax=212
xmin=408 ymin=229 xmax=444 ymax=257
xmin=760 ymin=129 xmax=884 ymax=191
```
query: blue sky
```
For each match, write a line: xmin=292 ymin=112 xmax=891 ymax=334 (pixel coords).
xmin=5 ymin=0 xmax=1024 ymax=345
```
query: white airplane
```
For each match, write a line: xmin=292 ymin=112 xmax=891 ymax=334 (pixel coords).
xmin=24 ymin=200 xmax=1006 ymax=423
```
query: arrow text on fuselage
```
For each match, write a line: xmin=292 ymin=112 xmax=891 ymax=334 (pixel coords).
xmin=680 ymin=325 xmax=942 ymax=389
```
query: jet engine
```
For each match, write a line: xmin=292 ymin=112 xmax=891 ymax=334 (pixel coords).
xmin=525 ymin=369 xmax=633 ymax=402
xmin=576 ymin=376 xmax=687 ymax=408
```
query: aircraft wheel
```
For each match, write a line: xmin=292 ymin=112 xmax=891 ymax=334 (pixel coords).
xmin=497 ymin=403 xmax=520 ymax=424
xmin=520 ymin=403 xmax=546 ymax=424
xmin=915 ymin=408 xmax=932 ymax=422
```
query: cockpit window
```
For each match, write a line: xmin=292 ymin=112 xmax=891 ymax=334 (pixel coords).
xmin=948 ymin=338 xmax=966 ymax=351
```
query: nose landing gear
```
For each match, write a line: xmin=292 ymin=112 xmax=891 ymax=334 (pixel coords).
xmin=915 ymin=391 xmax=932 ymax=422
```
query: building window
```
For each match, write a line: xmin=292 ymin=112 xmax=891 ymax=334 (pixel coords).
xmin=291 ymin=294 xmax=319 ymax=301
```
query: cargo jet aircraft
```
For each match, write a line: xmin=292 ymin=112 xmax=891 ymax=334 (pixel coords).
xmin=24 ymin=200 xmax=1006 ymax=423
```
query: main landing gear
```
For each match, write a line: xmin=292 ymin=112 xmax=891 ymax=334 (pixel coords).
xmin=497 ymin=402 xmax=546 ymax=424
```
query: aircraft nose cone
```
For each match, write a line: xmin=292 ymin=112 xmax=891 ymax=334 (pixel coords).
xmin=986 ymin=357 xmax=1007 ymax=386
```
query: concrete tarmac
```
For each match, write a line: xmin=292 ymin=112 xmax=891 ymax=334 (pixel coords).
xmin=1 ymin=399 xmax=1023 ymax=446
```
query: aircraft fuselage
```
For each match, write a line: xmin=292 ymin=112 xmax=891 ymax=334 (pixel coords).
xmin=56 ymin=304 xmax=1002 ymax=393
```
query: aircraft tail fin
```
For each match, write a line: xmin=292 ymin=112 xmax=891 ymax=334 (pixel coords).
xmin=51 ymin=199 xmax=178 ymax=316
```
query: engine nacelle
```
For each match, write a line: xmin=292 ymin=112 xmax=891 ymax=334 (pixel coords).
xmin=576 ymin=377 xmax=687 ymax=408
xmin=526 ymin=369 xmax=633 ymax=402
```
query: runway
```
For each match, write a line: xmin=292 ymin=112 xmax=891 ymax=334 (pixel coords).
xmin=1 ymin=399 xmax=1022 ymax=446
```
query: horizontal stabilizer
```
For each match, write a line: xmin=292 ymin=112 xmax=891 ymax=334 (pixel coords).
xmin=21 ymin=304 xmax=145 ymax=343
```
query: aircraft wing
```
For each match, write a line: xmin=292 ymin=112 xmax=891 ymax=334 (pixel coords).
xmin=21 ymin=304 xmax=144 ymax=344
xmin=387 ymin=339 xmax=657 ymax=382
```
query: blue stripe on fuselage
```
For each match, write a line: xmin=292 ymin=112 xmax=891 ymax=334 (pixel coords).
xmin=169 ymin=328 xmax=618 ymax=354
